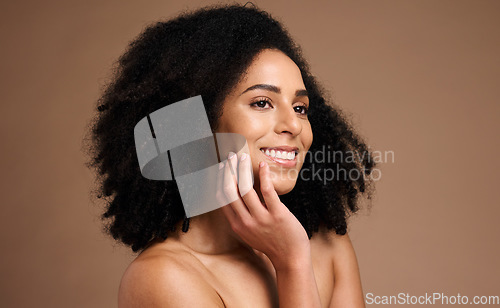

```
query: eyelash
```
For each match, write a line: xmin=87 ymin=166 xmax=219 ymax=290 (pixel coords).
xmin=250 ymin=98 xmax=309 ymax=115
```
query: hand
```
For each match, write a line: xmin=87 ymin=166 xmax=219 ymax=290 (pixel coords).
xmin=217 ymin=152 xmax=311 ymax=271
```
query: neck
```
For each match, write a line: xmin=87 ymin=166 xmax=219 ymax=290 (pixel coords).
xmin=172 ymin=207 xmax=253 ymax=255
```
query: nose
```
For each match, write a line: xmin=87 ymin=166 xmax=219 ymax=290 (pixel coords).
xmin=274 ymin=104 xmax=302 ymax=137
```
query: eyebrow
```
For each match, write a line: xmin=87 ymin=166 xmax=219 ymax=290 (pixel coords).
xmin=240 ymin=84 xmax=308 ymax=97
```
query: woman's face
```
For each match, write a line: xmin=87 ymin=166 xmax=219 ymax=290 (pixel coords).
xmin=216 ymin=49 xmax=313 ymax=195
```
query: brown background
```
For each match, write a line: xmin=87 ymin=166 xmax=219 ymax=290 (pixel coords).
xmin=1 ymin=0 xmax=499 ymax=307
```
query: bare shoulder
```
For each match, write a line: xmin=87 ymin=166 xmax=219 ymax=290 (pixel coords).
xmin=118 ymin=244 xmax=224 ymax=308
xmin=310 ymin=226 xmax=355 ymax=256
xmin=314 ymin=228 xmax=365 ymax=308
xmin=310 ymin=228 xmax=360 ymax=271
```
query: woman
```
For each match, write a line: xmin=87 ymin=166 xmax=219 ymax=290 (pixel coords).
xmin=86 ymin=4 xmax=376 ymax=307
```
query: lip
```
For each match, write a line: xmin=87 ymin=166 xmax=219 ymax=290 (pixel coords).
xmin=260 ymin=146 xmax=299 ymax=153
xmin=259 ymin=147 xmax=298 ymax=168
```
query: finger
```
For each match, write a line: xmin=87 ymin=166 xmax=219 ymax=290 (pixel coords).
xmin=238 ymin=153 xmax=267 ymax=218
xmin=223 ymin=152 xmax=239 ymax=202
xmin=259 ymin=161 xmax=282 ymax=213
xmin=223 ymin=152 xmax=251 ymax=219
xmin=215 ymin=161 xmax=228 ymax=208
xmin=236 ymin=153 xmax=252 ymax=196
xmin=218 ymin=158 xmax=240 ymax=229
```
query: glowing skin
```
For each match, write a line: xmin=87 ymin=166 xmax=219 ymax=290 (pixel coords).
xmin=216 ymin=49 xmax=313 ymax=195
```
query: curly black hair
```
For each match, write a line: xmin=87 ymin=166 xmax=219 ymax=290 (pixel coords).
xmin=84 ymin=3 xmax=376 ymax=252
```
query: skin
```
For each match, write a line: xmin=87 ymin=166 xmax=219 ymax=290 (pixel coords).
xmin=118 ymin=49 xmax=365 ymax=308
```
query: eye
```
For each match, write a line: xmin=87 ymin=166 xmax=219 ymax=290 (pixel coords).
xmin=294 ymin=105 xmax=309 ymax=115
xmin=250 ymin=98 xmax=272 ymax=109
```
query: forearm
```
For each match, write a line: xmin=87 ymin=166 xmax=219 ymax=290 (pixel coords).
xmin=274 ymin=251 xmax=322 ymax=308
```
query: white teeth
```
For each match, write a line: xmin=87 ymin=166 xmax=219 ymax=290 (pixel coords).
xmin=261 ymin=148 xmax=297 ymax=161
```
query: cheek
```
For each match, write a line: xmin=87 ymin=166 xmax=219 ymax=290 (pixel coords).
xmin=238 ymin=117 xmax=267 ymax=135
xmin=229 ymin=118 xmax=269 ymax=150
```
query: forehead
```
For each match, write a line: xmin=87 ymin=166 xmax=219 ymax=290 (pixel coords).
xmin=238 ymin=49 xmax=305 ymax=90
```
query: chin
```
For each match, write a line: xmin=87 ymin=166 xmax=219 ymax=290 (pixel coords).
xmin=272 ymin=178 xmax=297 ymax=195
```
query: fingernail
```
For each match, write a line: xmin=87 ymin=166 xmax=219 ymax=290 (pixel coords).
xmin=219 ymin=162 xmax=224 ymax=170
xmin=240 ymin=153 xmax=247 ymax=161
xmin=259 ymin=161 xmax=265 ymax=168
xmin=228 ymin=152 xmax=235 ymax=159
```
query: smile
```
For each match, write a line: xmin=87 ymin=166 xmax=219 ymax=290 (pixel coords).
xmin=260 ymin=147 xmax=298 ymax=167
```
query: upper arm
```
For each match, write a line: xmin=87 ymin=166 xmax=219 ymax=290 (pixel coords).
xmin=118 ymin=256 xmax=225 ymax=308
xmin=329 ymin=232 xmax=365 ymax=308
